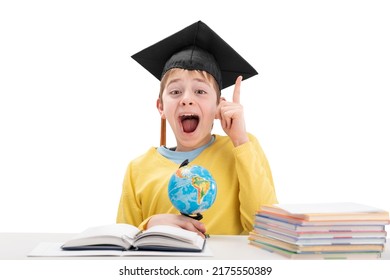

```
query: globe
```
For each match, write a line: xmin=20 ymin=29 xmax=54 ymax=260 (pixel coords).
xmin=168 ymin=163 xmax=217 ymax=218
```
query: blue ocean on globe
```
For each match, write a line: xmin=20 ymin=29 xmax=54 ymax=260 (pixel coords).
xmin=168 ymin=165 xmax=217 ymax=215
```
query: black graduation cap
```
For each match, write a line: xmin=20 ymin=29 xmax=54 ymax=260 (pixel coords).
xmin=131 ymin=21 xmax=258 ymax=90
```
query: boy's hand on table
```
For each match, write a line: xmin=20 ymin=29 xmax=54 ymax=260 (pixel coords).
xmin=147 ymin=214 xmax=206 ymax=238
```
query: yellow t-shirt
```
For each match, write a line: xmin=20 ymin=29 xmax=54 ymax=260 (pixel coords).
xmin=116 ymin=133 xmax=277 ymax=235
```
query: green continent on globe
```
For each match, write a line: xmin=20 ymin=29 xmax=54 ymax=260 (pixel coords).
xmin=191 ymin=176 xmax=210 ymax=204
xmin=168 ymin=164 xmax=217 ymax=215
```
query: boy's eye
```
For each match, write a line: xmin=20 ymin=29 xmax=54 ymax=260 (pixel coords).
xmin=169 ymin=90 xmax=181 ymax=95
xmin=195 ymin=89 xmax=206 ymax=94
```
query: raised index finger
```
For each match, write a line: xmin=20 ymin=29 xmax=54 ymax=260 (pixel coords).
xmin=233 ymin=76 xmax=243 ymax=104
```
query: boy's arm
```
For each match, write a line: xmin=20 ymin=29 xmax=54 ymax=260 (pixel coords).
xmin=233 ymin=133 xmax=278 ymax=233
xmin=116 ymin=163 xmax=144 ymax=229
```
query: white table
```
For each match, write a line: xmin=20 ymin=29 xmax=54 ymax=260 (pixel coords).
xmin=1 ymin=233 xmax=389 ymax=260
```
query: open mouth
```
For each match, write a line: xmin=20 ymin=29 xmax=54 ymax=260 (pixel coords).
xmin=180 ymin=114 xmax=199 ymax=133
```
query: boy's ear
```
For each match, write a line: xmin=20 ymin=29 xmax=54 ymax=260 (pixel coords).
xmin=156 ymin=98 xmax=165 ymax=119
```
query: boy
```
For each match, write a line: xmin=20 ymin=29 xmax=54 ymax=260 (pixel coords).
xmin=116 ymin=21 xmax=277 ymax=236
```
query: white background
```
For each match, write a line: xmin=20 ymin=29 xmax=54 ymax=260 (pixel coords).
xmin=1 ymin=0 xmax=389 ymax=233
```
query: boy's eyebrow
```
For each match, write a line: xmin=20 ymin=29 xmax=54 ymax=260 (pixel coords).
xmin=192 ymin=78 xmax=209 ymax=85
xmin=166 ymin=77 xmax=209 ymax=87
xmin=166 ymin=78 xmax=182 ymax=87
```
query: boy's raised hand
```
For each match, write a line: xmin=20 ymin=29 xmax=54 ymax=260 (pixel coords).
xmin=215 ymin=76 xmax=249 ymax=147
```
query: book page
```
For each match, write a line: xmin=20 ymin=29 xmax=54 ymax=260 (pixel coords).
xmin=76 ymin=223 xmax=140 ymax=239
xmin=139 ymin=225 xmax=199 ymax=242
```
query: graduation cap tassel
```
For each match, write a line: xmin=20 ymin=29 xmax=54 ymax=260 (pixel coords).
xmin=160 ymin=118 xmax=166 ymax=147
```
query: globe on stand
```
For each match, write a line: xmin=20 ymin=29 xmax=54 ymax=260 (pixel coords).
xmin=168 ymin=160 xmax=217 ymax=220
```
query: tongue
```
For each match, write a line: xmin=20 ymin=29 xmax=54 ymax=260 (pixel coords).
xmin=182 ymin=118 xmax=198 ymax=133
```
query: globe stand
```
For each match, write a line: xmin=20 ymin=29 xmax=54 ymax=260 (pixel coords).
xmin=180 ymin=212 xmax=203 ymax=221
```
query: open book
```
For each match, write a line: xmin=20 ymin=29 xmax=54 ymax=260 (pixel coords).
xmin=61 ymin=223 xmax=206 ymax=252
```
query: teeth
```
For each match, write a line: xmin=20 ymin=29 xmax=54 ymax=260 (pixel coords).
xmin=180 ymin=114 xmax=198 ymax=120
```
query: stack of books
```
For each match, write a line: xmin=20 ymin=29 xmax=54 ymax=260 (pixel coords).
xmin=249 ymin=202 xmax=389 ymax=259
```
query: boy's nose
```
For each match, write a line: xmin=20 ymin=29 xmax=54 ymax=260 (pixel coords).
xmin=181 ymin=92 xmax=194 ymax=106
xmin=181 ymin=100 xmax=193 ymax=106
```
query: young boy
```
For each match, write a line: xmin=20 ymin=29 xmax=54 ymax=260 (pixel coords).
xmin=116 ymin=21 xmax=277 ymax=236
